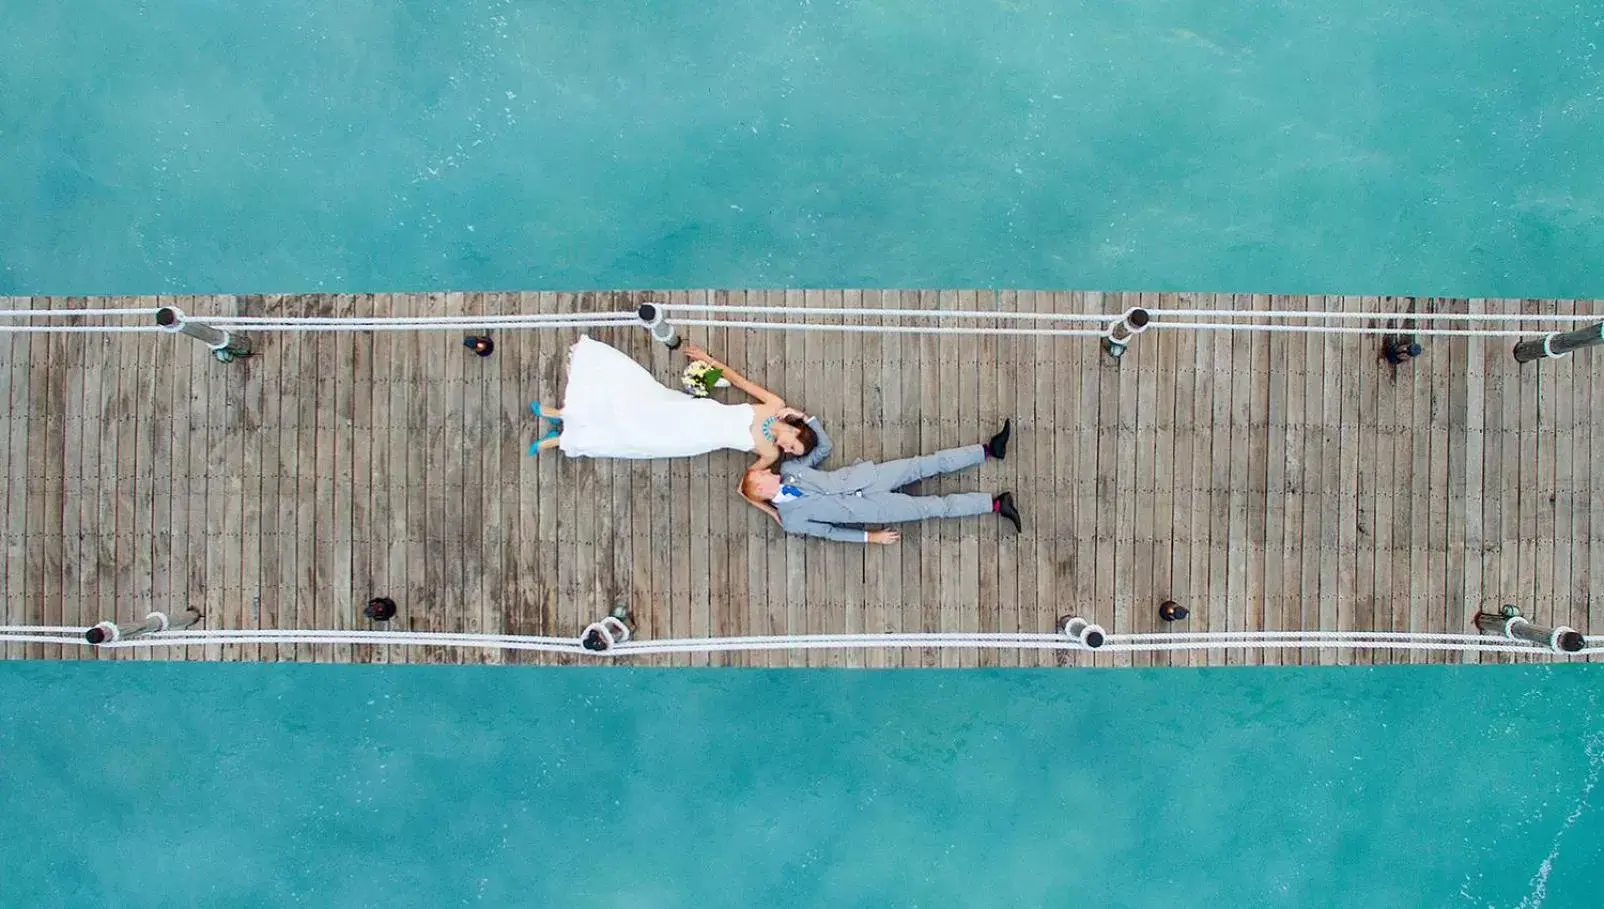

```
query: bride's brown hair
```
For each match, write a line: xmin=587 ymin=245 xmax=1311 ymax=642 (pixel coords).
xmin=778 ymin=416 xmax=818 ymax=459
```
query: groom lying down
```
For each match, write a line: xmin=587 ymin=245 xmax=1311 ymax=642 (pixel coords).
xmin=739 ymin=420 xmax=1021 ymax=545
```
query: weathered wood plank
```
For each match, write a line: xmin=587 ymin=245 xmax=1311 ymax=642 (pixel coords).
xmin=747 ymin=292 xmax=778 ymax=666
xmin=1167 ymin=296 xmax=1198 ymax=668
xmin=0 ymin=299 xmax=22 ymax=659
xmin=458 ymin=292 xmax=488 ymax=662
xmin=777 ymin=289 xmax=806 ymax=666
xmin=517 ymin=292 xmax=547 ymax=661
xmin=898 ymin=289 xmax=926 ymax=667
xmin=559 ymin=293 xmax=592 ymax=662
xmin=41 ymin=303 xmax=70 ymax=660
xmin=1548 ymin=299 xmax=1573 ymax=651
xmin=381 ymin=293 xmax=410 ymax=664
xmin=1313 ymin=296 xmax=1342 ymax=666
xmin=1459 ymin=298 xmax=1486 ymax=662
xmin=857 ymin=290 xmax=888 ymax=667
xmin=29 ymin=300 xmax=58 ymax=660
xmin=357 ymin=293 xmax=386 ymax=664
xmin=1263 ymin=296 xmax=1290 ymax=662
xmin=1227 ymin=293 xmax=1254 ymax=663
xmin=682 ymin=290 xmax=712 ymax=667
xmin=713 ymin=290 xmax=745 ymax=666
xmin=801 ymin=288 xmax=830 ymax=668
xmin=880 ymin=290 xmax=909 ymax=667
xmin=133 ymin=300 xmax=166 ymax=660
xmin=1565 ymin=299 xmax=1591 ymax=643
xmin=1250 ymin=294 xmax=1278 ymax=664
xmin=991 ymin=290 xmax=1019 ymax=667
xmin=1479 ymin=302 xmax=1507 ymax=662
xmin=936 ymin=289 xmax=961 ymax=668
xmin=1533 ymin=300 xmax=1559 ymax=648
xmin=833 ymin=289 xmax=864 ymax=667
xmin=1334 ymin=296 xmax=1362 ymax=665
xmin=233 ymin=299 xmax=264 ymax=662
xmin=1444 ymin=299 xmax=1473 ymax=660
xmin=1117 ymin=291 xmax=1146 ymax=668
xmin=1081 ymin=291 xmax=1112 ymax=668
xmin=401 ymin=293 xmax=431 ymax=662
xmin=973 ymin=290 xmax=1000 ymax=667
xmin=1205 ymin=295 xmax=1234 ymax=664
xmin=1053 ymin=290 xmax=1080 ymax=667
xmin=1586 ymin=297 xmax=1601 ymax=645
xmin=1433 ymin=305 xmax=1464 ymax=665
xmin=1409 ymin=300 xmax=1439 ymax=663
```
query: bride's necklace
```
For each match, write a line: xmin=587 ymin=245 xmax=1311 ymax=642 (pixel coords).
xmin=760 ymin=415 xmax=778 ymax=442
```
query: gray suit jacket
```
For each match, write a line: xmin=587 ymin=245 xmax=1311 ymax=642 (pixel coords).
xmin=773 ymin=456 xmax=887 ymax=544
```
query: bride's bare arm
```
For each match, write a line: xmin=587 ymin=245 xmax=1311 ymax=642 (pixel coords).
xmin=680 ymin=343 xmax=783 ymax=406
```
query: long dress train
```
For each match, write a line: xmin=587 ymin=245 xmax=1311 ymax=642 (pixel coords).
xmin=556 ymin=336 xmax=756 ymax=459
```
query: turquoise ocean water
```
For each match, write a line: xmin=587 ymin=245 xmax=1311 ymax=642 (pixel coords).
xmin=2 ymin=663 xmax=1601 ymax=907
xmin=7 ymin=3 xmax=1604 ymax=906
xmin=3 ymin=1 xmax=1602 ymax=297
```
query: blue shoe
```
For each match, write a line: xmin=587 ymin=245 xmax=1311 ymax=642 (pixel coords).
xmin=530 ymin=401 xmax=562 ymax=425
xmin=528 ymin=426 xmax=560 ymax=456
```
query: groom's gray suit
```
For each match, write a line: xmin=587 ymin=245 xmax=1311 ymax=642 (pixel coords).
xmin=774 ymin=445 xmax=992 ymax=543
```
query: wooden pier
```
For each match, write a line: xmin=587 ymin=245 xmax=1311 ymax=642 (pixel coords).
xmin=1 ymin=291 xmax=1598 ymax=667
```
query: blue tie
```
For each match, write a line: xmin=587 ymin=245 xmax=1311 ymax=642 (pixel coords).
xmin=781 ymin=484 xmax=804 ymax=498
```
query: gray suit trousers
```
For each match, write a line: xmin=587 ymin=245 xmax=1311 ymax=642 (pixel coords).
xmin=859 ymin=491 xmax=993 ymax=523
xmin=869 ymin=444 xmax=985 ymax=491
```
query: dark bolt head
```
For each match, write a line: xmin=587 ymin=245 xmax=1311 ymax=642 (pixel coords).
xmin=364 ymin=597 xmax=397 ymax=621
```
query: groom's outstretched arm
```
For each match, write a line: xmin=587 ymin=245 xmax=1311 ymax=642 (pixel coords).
xmin=787 ymin=517 xmax=878 ymax=544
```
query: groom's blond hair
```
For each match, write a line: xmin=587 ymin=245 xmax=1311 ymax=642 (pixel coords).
xmin=741 ymin=468 xmax=775 ymax=502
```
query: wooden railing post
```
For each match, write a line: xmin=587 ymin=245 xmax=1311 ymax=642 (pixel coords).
xmin=1473 ymin=605 xmax=1584 ymax=653
xmin=1101 ymin=307 xmax=1150 ymax=360
xmin=1512 ymin=322 xmax=1604 ymax=364
xmin=85 ymin=608 xmax=203 ymax=645
xmin=581 ymin=604 xmax=636 ymax=652
xmin=156 ymin=306 xmax=252 ymax=363
xmin=1059 ymin=615 xmax=1107 ymax=649
xmin=637 ymin=302 xmax=680 ymax=349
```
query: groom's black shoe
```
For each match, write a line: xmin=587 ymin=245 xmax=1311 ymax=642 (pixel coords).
xmin=993 ymin=492 xmax=1021 ymax=533
xmin=984 ymin=419 xmax=1012 ymax=460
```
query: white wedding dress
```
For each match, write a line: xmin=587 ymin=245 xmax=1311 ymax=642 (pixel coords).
xmin=557 ymin=336 xmax=757 ymax=459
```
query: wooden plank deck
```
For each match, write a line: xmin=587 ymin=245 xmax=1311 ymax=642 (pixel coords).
xmin=1 ymin=291 xmax=1599 ymax=667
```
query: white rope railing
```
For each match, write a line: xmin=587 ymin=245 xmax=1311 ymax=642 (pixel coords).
xmin=663 ymin=318 xmax=1109 ymax=337
xmin=188 ymin=312 xmax=637 ymax=328
xmin=1148 ymin=321 xmax=1540 ymax=339
xmin=1 ymin=300 xmax=1596 ymax=340
xmin=5 ymin=625 xmax=1598 ymax=658
xmin=655 ymin=303 xmax=1115 ymax=322
xmin=1155 ymin=308 xmax=1602 ymax=322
